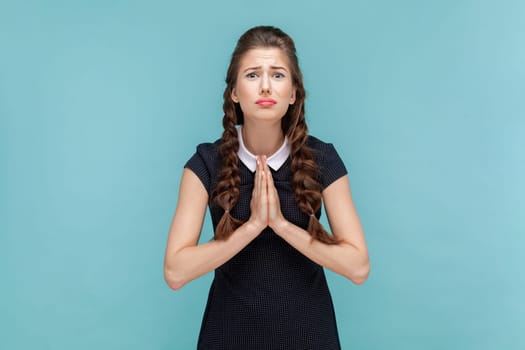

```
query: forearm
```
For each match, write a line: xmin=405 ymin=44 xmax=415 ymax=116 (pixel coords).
xmin=273 ymin=220 xmax=370 ymax=284
xmin=165 ymin=221 xmax=262 ymax=290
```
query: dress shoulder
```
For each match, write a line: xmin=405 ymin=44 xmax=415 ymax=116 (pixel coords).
xmin=184 ymin=139 xmax=221 ymax=195
xmin=307 ymin=135 xmax=348 ymax=190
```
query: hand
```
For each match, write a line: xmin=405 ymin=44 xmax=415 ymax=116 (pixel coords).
xmin=247 ymin=155 xmax=269 ymax=232
xmin=261 ymin=156 xmax=287 ymax=232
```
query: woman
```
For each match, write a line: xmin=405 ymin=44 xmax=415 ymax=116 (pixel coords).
xmin=164 ymin=25 xmax=369 ymax=349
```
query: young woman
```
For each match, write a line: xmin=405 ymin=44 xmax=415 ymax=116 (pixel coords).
xmin=164 ymin=25 xmax=370 ymax=349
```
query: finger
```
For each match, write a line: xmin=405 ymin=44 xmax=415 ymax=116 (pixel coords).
xmin=258 ymin=157 xmax=267 ymax=199
xmin=260 ymin=157 xmax=267 ymax=196
xmin=257 ymin=156 xmax=264 ymax=196
xmin=252 ymin=157 xmax=262 ymax=219
xmin=261 ymin=154 xmax=268 ymax=180
xmin=267 ymin=173 xmax=275 ymax=204
xmin=264 ymin=158 xmax=274 ymax=189
xmin=254 ymin=156 xmax=260 ymax=189
xmin=266 ymin=167 xmax=278 ymax=206
xmin=261 ymin=155 xmax=268 ymax=170
xmin=262 ymin=156 xmax=275 ymax=192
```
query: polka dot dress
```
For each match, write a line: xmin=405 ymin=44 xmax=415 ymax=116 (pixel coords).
xmin=185 ymin=136 xmax=348 ymax=350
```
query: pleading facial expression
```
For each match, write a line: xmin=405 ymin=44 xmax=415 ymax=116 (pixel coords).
xmin=231 ymin=47 xmax=296 ymax=123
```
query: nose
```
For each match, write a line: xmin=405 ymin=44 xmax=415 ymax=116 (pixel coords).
xmin=259 ymin=73 xmax=271 ymax=95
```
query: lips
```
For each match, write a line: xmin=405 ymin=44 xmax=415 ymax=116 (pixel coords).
xmin=256 ymin=98 xmax=277 ymax=107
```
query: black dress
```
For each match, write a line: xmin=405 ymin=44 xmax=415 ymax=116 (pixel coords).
xmin=185 ymin=135 xmax=348 ymax=350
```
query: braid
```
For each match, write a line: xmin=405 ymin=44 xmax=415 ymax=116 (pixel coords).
xmin=288 ymin=102 xmax=341 ymax=245
xmin=211 ymin=95 xmax=244 ymax=240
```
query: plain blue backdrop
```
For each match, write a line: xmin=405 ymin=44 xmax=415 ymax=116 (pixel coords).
xmin=1 ymin=0 xmax=524 ymax=349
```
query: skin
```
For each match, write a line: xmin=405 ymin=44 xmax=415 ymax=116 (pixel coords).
xmin=164 ymin=47 xmax=370 ymax=290
xmin=232 ymin=47 xmax=296 ymax=156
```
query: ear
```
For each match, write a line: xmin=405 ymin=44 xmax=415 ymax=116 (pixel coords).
xmin=289 ymin=88 xmax=296 ymax=105
xmin=231 ymin=88 xmax=239 ymax=103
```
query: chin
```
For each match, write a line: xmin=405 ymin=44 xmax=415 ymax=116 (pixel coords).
xmin=250 ymin=109 xmax=288 ymax=122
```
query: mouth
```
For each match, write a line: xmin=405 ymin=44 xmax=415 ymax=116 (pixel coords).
xmin=256 ymin=98 xmax=277 ymax=107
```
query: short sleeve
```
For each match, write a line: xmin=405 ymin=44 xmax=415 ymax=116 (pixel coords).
xmin=184 ymin=142 xmax=220 ymax=195
xmin=309 ymin=137 xmax=348 ymax=190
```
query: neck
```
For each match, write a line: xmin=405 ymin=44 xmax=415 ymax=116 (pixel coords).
xmin=241 ymin=121 xmax=284 ymax=157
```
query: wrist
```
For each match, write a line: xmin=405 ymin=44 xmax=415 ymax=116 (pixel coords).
xmin=245 ymin=219 xmax=266 ymax=235
xmin=270 ymin=217 xmax=289 ymax=236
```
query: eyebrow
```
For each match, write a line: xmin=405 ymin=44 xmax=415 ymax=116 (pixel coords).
xmin=242 ymin=66 xmax=289 ymax=73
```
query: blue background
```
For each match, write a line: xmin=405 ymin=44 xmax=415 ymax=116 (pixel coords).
xmin=1 ymin=0 xmax=524 ymax=349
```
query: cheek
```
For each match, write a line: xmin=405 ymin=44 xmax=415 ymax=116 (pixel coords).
xmin=278 ymin=82 xmax=294 ymax=96
xmin=236 ymin=83 xmax=254 ymax=100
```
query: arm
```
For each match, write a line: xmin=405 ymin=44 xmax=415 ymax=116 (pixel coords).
xmin=163 ymin=168 xmax=265 ymax=290
xmin=164 ymin=163 xmax=269 ymax=290
xmin=265 ymin=160 xmax=370 ymax=284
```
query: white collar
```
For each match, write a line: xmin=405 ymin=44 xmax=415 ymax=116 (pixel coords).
xmin=237 ymin=126 xmax=290 ymax=172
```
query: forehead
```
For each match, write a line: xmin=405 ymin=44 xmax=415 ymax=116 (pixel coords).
xmin=238 ymin=47 xmax=291 ymax=69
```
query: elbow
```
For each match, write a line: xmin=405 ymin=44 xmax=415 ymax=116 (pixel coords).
xmin=164 ymin=265 xmax=187 ymax=291
xmin=348 ymin=256 xmax=370 ymax=285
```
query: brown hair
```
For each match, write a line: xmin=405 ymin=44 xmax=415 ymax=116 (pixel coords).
xmin=212 ymin=25 xmax=339 ymax=244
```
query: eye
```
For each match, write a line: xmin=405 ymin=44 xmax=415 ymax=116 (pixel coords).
xmin=246 ymin=72 xmax=258 ymax=79
xmin=273 ymin=72 xmax=286 ymax=79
